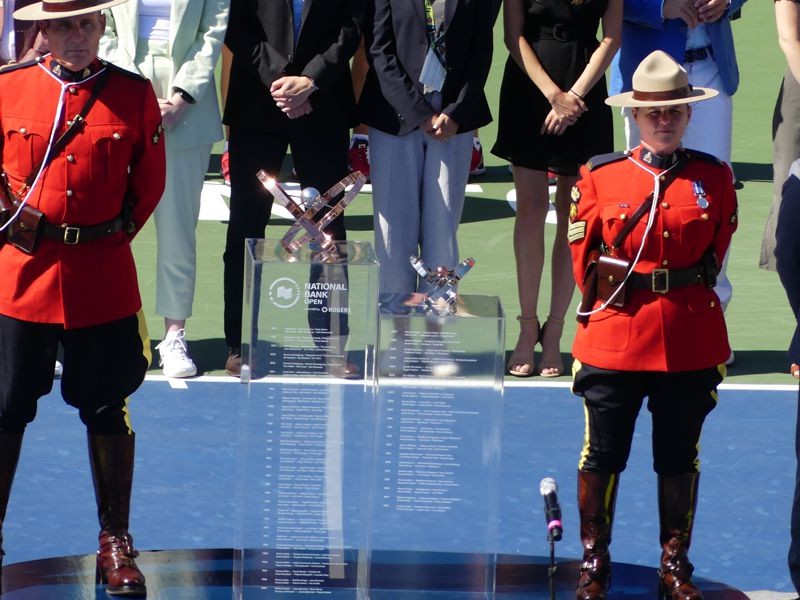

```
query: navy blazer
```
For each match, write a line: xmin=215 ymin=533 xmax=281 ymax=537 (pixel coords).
xmin=358 ymin=0 xmax=493 ymax=136
xmin=223 ymin=0 xmax=364 ymax=132
xmin=776 ymin=162 xmax=800 ymax=365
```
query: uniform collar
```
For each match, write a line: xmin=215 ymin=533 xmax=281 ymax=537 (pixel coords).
xmin=48 ymin=57 xmax=103 ymax=83
xmin=636 ymin=146 xmax=684 ymax=169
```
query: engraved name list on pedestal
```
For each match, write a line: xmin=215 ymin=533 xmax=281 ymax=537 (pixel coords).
xmin=367 ymin=294 xmax=506 ymax=599
xmin=234 ymin=239 xmax=378 ymax=599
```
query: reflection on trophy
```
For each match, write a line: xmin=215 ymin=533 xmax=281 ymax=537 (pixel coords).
xmin=256 ymin=170 xmax=366 ymax=262
xmin=409 ymin=255 xmax=475 ymax=315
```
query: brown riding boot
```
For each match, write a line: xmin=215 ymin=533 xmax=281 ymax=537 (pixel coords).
xmin=657 ymin=473 xmax=703 ymax=600
xmin=0 ymin=433 xmax=23 ymax=588
xmin=88 ymin=433 xmax=146 ymax=597
xmin=576 ymin=470 xmax=619 ymax=600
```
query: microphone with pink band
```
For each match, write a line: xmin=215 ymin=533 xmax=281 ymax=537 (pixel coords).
xmin=540 ymin=477 xmax=563 ymax=542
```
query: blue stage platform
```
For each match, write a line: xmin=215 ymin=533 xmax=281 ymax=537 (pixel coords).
xmin=1 ymin=379 xmax=795 ymax=593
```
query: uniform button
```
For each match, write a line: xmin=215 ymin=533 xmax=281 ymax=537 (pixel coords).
xmin=663 ymin=231 xmax=670 ymax=238
xmin=19 ymin=127 xmax=27 ymax=134
xmin=69 ymin=87 xmax=78 ymax=95
xmin=659 ymin=175 xmax=665 ymax=182
xmin=710 ymin=300 xmax=716 ymax=308
xmin=701 ymin=213 xmax=709 ymax=220
xmin=112 ymin=132 xmax=121 ymax=140
xmin=66 ymin=189 xmax=73 ymax=197
xmin=661 ymin=202 xmax=669 ymax=209
xmin=67 ymin=154 xmax=75 ymax=163
xmin=662 ymin=259 xmax=669 ymax=266
xmin=619 ymin=213 xmax=627 ymax=221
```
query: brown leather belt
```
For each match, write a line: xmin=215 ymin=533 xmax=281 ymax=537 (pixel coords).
xmin=627 ymin=265 xmax=705 ymax=294
xmin=42 ymin=217 xmax=124 ymax=245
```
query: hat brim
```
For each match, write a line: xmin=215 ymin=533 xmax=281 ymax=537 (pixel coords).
xmin=605 ymin=87 xmax=719 ymax=108
xmin=13 ymin=0 xmax=127 ymax=20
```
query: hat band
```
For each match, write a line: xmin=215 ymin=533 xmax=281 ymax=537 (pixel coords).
xmin=42 ymin=0 xmax=101 ymax=13
xmin=632 ymin=85 xmax=693 ymax=102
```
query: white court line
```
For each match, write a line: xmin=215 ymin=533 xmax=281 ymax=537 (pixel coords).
xmin=166 ymin=378 xmax=189 ymax=390
xmin=199 ymin=181 xmax=485 ymax=222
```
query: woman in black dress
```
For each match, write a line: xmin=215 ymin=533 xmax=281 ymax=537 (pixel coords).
xmin=493 ymin=0 xmax=621 ymax=377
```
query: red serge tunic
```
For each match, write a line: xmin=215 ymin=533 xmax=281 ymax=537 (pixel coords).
xmin=569 ymin=148 xmax=738 ymax=372
xmin=0 ymin=58 xmax=165 ymax=329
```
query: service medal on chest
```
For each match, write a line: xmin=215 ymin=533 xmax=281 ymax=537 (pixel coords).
xmin=692 ymin=180 xmax=709 ymax=209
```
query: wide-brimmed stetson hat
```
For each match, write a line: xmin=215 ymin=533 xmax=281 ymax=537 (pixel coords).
xmin=14 ymin=0 xmax=128 ymax=20
xmin=605 ymin=50 xmax=718 ymax=107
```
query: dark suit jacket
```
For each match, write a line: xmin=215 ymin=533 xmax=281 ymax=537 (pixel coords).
xmin=358 ymin=0 xmax=493 ymax=136
xmin=222 ymin=0 xmax=364 ymax=132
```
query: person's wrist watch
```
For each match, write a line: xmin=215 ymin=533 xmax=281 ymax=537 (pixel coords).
xmin=172 ymin=87 xmax=196 ymax=104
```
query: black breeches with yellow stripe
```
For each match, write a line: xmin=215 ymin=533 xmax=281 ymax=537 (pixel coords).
xmin=572 ymin=362 xmax=723 ymax=475
xmin=0 ymin=312 xmax=150 ymax=434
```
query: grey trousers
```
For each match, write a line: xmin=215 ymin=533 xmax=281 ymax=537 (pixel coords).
xmin=369 ymin=127 xmax=473 ymax=294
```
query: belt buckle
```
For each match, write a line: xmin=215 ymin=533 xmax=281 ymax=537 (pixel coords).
xmin=552 ymin=23 xmax=569 ymax=42
xmin=63 ymin=226 xmax=80 ymax=245
xmin=651 ymin=269 xmax=669 ymax=293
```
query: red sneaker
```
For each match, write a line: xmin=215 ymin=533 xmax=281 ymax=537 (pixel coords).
xmin=348 ymin=136 xmax=370 ymax=181
xmin=220 ymin=150 xmax=230 ymax=185
xmin=469 ymin=137 xmax=485 ymax=176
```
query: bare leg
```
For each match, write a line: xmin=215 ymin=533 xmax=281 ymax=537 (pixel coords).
xmin=165 ymin=317 xmax=186 ymax=335
xmin=507 ymin=167 xmax=550 ymax=376
xmin=539 ymin=175 xmax=576 ymax=377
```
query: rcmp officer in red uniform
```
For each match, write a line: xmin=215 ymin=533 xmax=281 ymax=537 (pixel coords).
xmin=568 ymin=51 xmax=737 ymax=600
xmin=0 ymin=0 xmax=165 ymax=595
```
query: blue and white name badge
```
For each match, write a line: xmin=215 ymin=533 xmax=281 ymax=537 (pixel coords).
xmin=419 ymin=38 xmax=446 ymax=93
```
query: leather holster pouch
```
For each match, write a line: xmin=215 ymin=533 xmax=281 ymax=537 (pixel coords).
xmin=0 ymin=186 xmax=12 ymax=247
xmin=7 ymin=203 xmax=45 ymax=254
xmin=596 ymin=255 xmax=630 ymax=307
xmin=577 ymin=250 xmax=600 ymax=324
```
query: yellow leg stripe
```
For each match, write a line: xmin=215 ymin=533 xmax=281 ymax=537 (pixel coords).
xmin=136 ymin=309 xmax=151 ymax=368
xmin=122 ymin=398 xmax=133 ymax=434
xmin=573 ymin=359 xmax=592 ymax=470
xmin=579 ymin=402 xmax=591 ymax=470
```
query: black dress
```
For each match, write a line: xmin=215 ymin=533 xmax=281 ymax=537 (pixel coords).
xmin=492 ymin=0 xmax=613 ymax=176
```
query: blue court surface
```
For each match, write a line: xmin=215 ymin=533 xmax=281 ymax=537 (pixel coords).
xmin=2 ymin=378 xmax=796 ymax=594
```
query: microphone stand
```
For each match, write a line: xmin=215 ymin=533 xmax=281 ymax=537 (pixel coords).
xmin=547 ymin=530 xmax=558 ymax=600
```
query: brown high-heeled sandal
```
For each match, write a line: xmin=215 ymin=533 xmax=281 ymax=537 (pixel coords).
xmin=539 ymin=315 xmax=565 ymax=378
xmin=508 ymin=316 xmax=540 ymax=377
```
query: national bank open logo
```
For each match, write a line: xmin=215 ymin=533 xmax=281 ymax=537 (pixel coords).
xmin=268 ymin=277 xmax=300 ymax=309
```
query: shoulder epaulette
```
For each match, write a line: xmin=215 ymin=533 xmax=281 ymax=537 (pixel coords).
xmin=683 ymin=148 xmax=724 ymax=167
xmin=103 ymin=61 xmax=148 ymax=82
xmin=585 ymin=151 xmax=630 ymax=171
xmin=0 ymin=56 xmax=42 ymax=75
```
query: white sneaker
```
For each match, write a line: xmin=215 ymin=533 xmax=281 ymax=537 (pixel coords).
xmin=156 ymin=329 xmax=197 ymax=378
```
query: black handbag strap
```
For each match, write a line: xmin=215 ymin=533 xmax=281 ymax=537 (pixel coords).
xmin=607 ymin=156 xmax=687 ymax=252
xmin=24 ymin=68 xmax=110 ymax=188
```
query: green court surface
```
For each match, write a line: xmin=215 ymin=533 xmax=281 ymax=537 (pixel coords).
xmin=133 ymin=2 xmax=793 ymax=384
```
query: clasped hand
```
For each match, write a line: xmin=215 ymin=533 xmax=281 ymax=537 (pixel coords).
xmin=159 ymin=93 xmax=189 ymax=130
xmin=424 ymin=113 xmax=460 ymax=141
xmin=271 ymin=75 xmax=316 ymax=119
xmin=541 ymin=90 xmax=586 ymax=135
xmin=663 ymin=0 xmax=727 ymax=27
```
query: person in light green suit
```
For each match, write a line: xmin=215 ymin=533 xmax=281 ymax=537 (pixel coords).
xmin=100 ymin=0 xmax=229 ymax=377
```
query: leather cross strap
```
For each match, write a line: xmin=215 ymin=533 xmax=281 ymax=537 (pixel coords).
xmin=606 ymin=155 xmax=687 ymax=253
xmin=24 ymin=67 xmax=109 ymax=188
